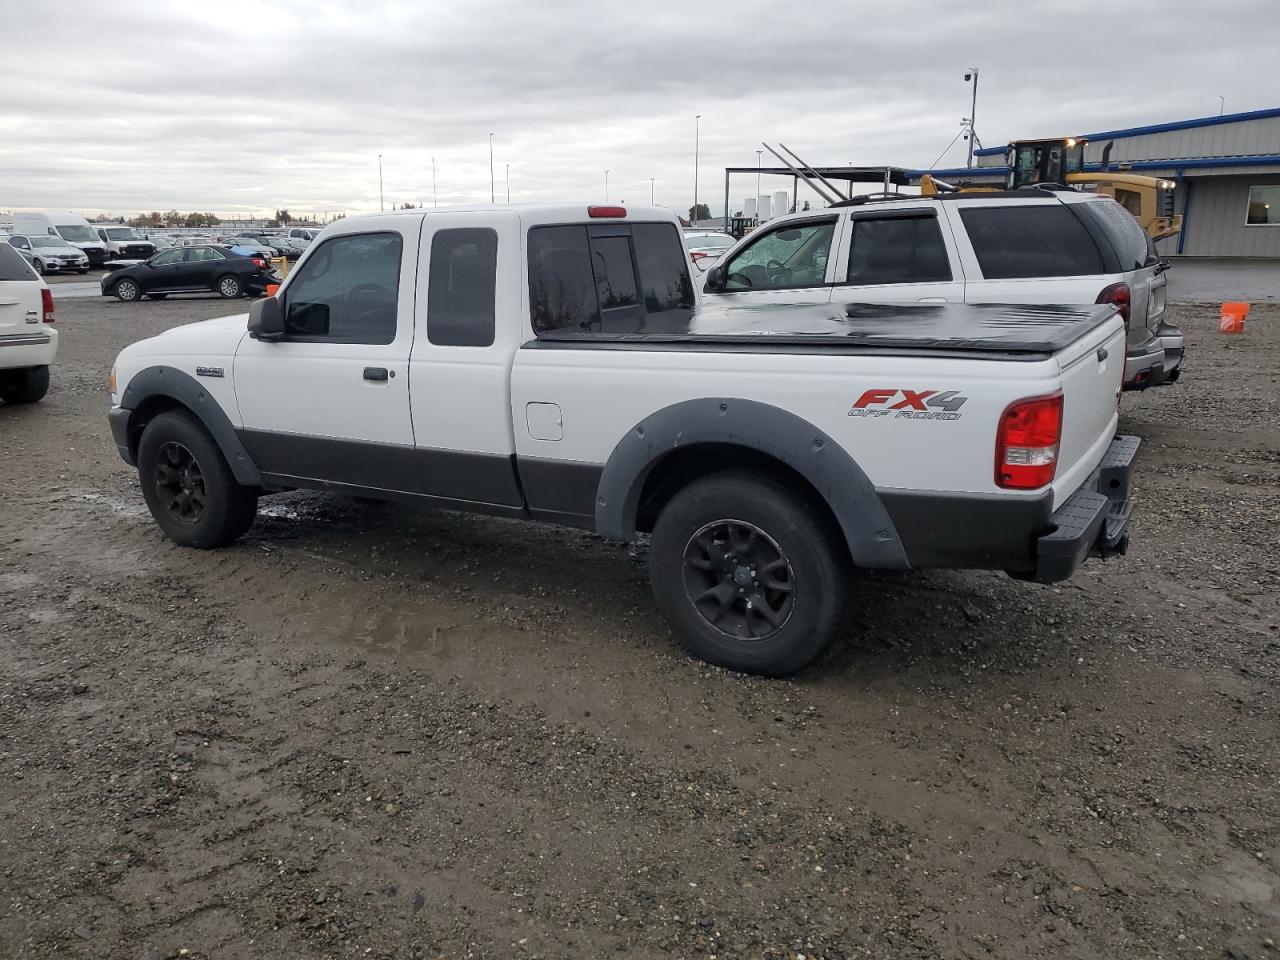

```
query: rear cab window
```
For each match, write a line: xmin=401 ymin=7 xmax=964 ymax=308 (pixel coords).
xmin=528 ymin=221 xmax=694 ymax=335
xmin=959 ymin=204 xmax=1107 ymax=278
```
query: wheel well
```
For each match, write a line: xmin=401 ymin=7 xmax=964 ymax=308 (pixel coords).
xmin=125 ymin=395 xmax=187 ymax=458
xmin=634 ymin=443 xmax=846 ymax=547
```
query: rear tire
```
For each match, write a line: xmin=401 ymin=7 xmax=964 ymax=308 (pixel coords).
xmin=0 ymin=366 xmax=50 ymax=404
xmin=137 ymin=410 xmax=258 ymax=548
xmin=216 ymin=274 xmax=243 ymax=299
xmin=648 ymin=471 xmax=850 ymax=677
xmin=114 ymin=278 xmax=141 ymax=302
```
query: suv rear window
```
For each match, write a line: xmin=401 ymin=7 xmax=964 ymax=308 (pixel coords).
xmin=0 ymin=242 xmax=35 ymax=281
xmin=1076 ymin=198 xmax=1152 ymax=272
xmin=960 ymin=205 xmax=1105 ymax=279
xmin=529 ymin=222 xmax=694 ymax=335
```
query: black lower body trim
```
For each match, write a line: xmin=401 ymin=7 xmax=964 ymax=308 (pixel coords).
xmin=518 ymin=456 xmax=603 ymax=528
xmin=879 ymin=488 xmax=1053 ymax=571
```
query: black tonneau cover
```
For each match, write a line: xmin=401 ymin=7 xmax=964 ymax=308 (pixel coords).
xmin=535 ymin=301 xmax=1119 ymax=354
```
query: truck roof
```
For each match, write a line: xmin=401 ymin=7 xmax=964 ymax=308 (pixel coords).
xmin=332 ymin=203 xmax=681 ymax=229
xmin=533 ymin=301 xmax=1120 ymax=356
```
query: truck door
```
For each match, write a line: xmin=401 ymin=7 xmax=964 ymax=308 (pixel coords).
xmin=232 ymin=221 xmax=419 ymax=491
xmin=829 ymin=207 xmax=964 ymax=304
xmin=408 ymin=210 xmax=524 ymax=507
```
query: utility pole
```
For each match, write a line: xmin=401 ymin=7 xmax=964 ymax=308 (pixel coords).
xmin=755 ymin=149 xmax=763 ymax=217
xmin=378 ymin=154 xmax=384 ymax=211
xmin=506 ymin=163 xmax=510 ymax=202
xmin=489 ymin=133 xmax=495 ymax=203
xmin=964 ymin=68 xmax=979 ymax=168
xmin=1218 ymin=95 xmax=1225 ymax=116
xmin=649 ymin=177 xmax=655 ymax=204
xmin=693 ymin=115 xmax=701 ymax=223
xmin=604 ymin=169 xmax=610 ymax=201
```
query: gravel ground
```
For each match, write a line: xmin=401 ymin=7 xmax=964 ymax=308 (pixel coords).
xmin=1 ymin=295 xmax=1277 ymax=960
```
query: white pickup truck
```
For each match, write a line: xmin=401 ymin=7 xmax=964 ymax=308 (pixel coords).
xmin=108 ymin=203 xmax=1138 ymax=675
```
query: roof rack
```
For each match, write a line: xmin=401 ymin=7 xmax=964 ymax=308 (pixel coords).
xmin=831 ymin=192 xmax=918 ymax=208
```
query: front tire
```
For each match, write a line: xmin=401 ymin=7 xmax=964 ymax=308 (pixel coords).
xmin=648 ymin=472 xmax=850 ymax=677
xmin=114 ymin=278 xmax=141 ymax=302
xmin=77 ymin=267 xmax=89 ymax=275
xmin=0 ymin=366 xmax=50 ymax=404
xmin=137 ymin=410 xmax=258 ymax=548
xmin=216 ymin=274 xmax=243 ymax=299
xmin=32 ymin=258 xmax=45 ymax=276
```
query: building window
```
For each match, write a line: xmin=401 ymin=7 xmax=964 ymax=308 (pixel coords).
xmin=1246 ymin=185 xmax=1280 ymax=225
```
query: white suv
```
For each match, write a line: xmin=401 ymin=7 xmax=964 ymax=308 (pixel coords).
xmin=701 ymin=188 xmax=1181 ymax=389
xmin=0 ymin=243 xmax=58 ymax=403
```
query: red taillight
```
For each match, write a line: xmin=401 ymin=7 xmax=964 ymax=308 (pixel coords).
xmin=252 ymin=256 xmax=267 ymax=269
xmin=995 ymin=392 xmax=1063 ymax=489
xmin=588 ymin=205 xmax=627 ymax=218
xmin=41 ymin=288 xmax=55 ymax=323
xmin=689 ymin=251 xmax=710 ymax=262
xmin=1097 ymin=282 xmax=1131 ymax=329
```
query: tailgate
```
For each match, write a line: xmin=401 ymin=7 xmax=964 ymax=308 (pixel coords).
xmin=1051 ymin=314 xmax=1126 ymax=508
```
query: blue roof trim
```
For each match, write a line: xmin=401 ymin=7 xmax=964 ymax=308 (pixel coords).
xmin=974 ymin=105 xmax=1280 ymax=156
xmin=908 ymin=154 xmax=1280 ymax=181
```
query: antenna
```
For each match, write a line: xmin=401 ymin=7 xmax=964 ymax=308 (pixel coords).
xmin=778 ymin=142 xmax=847 ymax=201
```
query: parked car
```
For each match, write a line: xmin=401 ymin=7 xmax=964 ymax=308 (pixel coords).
xmin=224 ymin=237 xmax=281 ymax=259
xmin=7 ymin=234 xmax=90 ymax=274
xmin=0 ymin=211 xmax=108 ymax=267
xmin=0 ymin=241 xmax=57 ymax=404
xmin=261 ymin=235 xmax=306 ymax=258
xmin=684 ymin=230 xmax=737 ymax=272
xmin=176 ymin=236 xmax=216 ymax=248
xmin=93 ymin=225 xmax=156 ymax=261
xmin=699 ymin=189 xmax=1181 ymax=389
xmin=100 ymin=245 xmax=277 ymax=302
xmin=106 ymin=203 xmax=1137 ymax=676
xmin=147 ymin=235 xmax=177 ymax=250
xmin=286 ymin=227 xmax=317 ymax=246
xmin=225 ymin=245 xmax=274 ymax=270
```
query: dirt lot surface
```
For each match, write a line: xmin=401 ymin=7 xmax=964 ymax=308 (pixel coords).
xmin=2 ymin=295 xmax=1278 ymax=960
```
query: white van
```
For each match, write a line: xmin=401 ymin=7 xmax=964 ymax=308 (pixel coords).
xmin=1 ymin=212 xmax=108 ymax=268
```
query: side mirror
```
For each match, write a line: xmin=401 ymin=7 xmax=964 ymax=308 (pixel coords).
xmin=704 ymin=264 xmax=726 ymax=292
xmin=248 ymin=296 xmax=285 ymax=341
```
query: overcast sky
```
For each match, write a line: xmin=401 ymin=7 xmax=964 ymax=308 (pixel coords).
xmin=2 ymin=0 xmax=1276 ymax=220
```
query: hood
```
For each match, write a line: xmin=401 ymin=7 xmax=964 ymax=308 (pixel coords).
xmin=123 ymin=313 xmax=250 ymax=360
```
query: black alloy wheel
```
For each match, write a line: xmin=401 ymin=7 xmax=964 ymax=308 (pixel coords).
xmin=681 ymin=519 xmax=795 ymax=640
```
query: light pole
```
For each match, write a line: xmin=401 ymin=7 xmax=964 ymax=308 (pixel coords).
xmin=604 ymin=169 xmax=610 ymax=201
xmin=505 ymin=163 xmax=510 ymax=203
xmin=378 ymin=154 xmax=384 ymax=211
xmin=964 ymin=68 xmax=979 ymax=168
xmin=755 ymin=149 xmax=763 ymax=218
xmin=1218 ymin=95 xmax=1225 ymax=116
xmin=693 ymin=115 xmax=701 ymax=223
xmin=489 ymin=133 xmax=495 ymax=203
xmin=649 ymin=177 xmax=655 ymax=204
xmin=432 ymin=156 xmax=437 ymax=207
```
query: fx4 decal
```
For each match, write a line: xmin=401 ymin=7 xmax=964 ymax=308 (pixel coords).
xmin=848 ymin=388 xmax=968 ymax=421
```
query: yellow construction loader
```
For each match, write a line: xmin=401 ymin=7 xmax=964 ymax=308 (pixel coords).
xmin=922 ymin=137 xmax=1182 ymax=242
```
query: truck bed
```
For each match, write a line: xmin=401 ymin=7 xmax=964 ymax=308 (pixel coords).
xmin=532 ymin=301 xmax=1120 ymax=357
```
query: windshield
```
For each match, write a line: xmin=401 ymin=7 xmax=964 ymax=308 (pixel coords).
xmin=31 ymin=236 xmax=69 ymax=248
xmin=55 ymin=225 xmax=98 ymax=243
xmin=106 ymin=227 xmax=144 ymax=240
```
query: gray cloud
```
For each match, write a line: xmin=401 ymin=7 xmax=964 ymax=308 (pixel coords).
xmin=2 ymin=0 xmax=1275 ymax=218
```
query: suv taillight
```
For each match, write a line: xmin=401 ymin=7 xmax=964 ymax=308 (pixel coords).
xmin=41 ymin=288 xmax=55 ymax=323
xmin=996 ymin=392 xmax=1063 ymax=489
xmin=1097 ymin=282 xmax=1131 ymax=329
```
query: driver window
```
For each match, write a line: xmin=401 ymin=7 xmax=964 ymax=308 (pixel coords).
xmin=282 ymin=232 xmax=402 ymax=344
xmin=722 ymin=220 xmax=835 ymax=291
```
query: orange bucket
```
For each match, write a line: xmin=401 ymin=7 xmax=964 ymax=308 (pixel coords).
xmin=1220 ymin=301 xmax=1249 ymax=333
xmin=265 ymin=283 xmax=279 ymax=297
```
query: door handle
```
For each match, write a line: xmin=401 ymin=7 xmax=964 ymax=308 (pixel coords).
xmin=363 ymin=367 xmax=389 ymax=382
xmin=1097 ymin=347 xmax=1109 ymax=362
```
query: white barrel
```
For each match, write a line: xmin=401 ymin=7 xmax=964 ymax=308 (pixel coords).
xmin=758 ymin=196 xmax=773 ymax=221
xmin=744 ymin=197 xmax=757 ymax=218
xmin=774 ymin=190 xmax=789 ymax=216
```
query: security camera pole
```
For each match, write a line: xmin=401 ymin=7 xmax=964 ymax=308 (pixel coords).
xmin=965 ymin=68 xmax=980 ymax=168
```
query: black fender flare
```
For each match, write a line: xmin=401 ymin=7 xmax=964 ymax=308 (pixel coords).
xmin=594 ymin=397 xmax=909 ymax=569
xmin=119 ymin=365 xmax=263 ymax=486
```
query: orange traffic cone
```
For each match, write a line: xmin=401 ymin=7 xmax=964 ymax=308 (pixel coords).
xmin=1220 ymin=302 xmax=1249 ymax=333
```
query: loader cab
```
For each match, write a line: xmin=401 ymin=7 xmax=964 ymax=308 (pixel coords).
xmin=1006 ymin=138 xmax=1087 ymax=189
